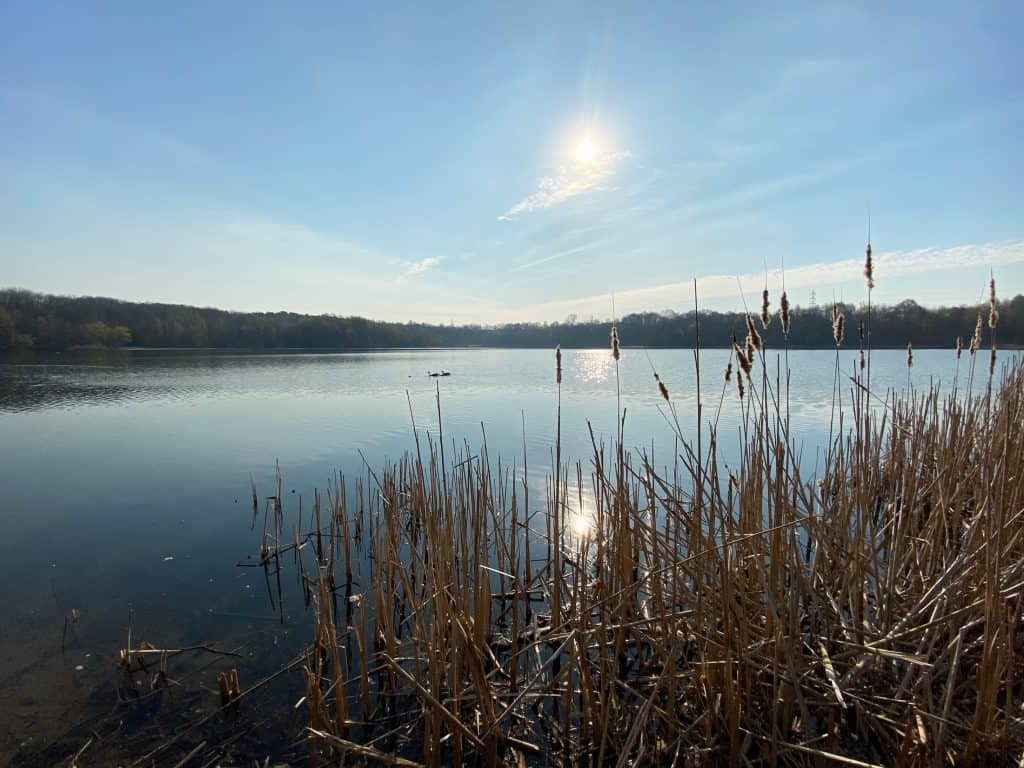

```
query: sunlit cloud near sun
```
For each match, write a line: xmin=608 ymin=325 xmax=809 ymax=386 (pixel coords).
xmin=499 ymin=130 xmax=631 ymax=220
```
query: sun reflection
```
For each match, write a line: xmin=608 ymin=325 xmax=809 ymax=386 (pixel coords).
xmin=570 ymin=512 xmax=593 ymax=538
xmin=576 ymin=349 xmax=615 ymax=383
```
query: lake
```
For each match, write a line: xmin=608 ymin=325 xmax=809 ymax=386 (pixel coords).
xmin=0 ymin=346 xmax=1009 ymax=763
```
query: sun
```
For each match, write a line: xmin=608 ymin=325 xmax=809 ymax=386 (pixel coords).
xmin=575 ymin=137 xmax=598 ymax=164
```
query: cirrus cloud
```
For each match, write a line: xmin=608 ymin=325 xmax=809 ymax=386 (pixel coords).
xmin=405 ymin=256 xmax=441 ymax=276
xmin=499 ymin=150 xmax=632 ymax=221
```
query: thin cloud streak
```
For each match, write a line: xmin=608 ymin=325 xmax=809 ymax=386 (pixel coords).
xmin=405 ymin=257 xmax=441 ymax=276
xmin=499 ymin=150 xmax=632 ymax=220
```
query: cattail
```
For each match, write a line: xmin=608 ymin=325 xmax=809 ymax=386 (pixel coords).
xmin=989 ymin=344 xmax=997 ymax=375
xmin=733 ymin=341 xmax=752 ymax=379
xmin=736 ymin=371 xmax=745 ymax=400
xmin=831 ymin=305 xmax=844 ymax=346
xmin=654 ymin=372 xmax=669 ymax=402
xmin=745 ymin=315 xmax=763 ymax=352
xmin=907 ymin=342 xmax=913 ymax=368
xmin=724 ymin=361 xmax=733 ymax=382
xmin=760 ymin=289 xmax=771 ymax=329
xmin=864 ymin=242 xmax=874 ymax=290
xmin=970 ymin=313 xmax=982 ymax=354
xmin=610 ymin=326 xmax=620 ymax=361
xmin=955 ymin=336 xmax=963 ymax=359
xmin=555 ymin=345 xmax=562 ymax=385
xmin=988 ymin=275 xmax=999 ymax=329
xmin=859 ymin=349 xmax=865 ymax=371
xmin=778 ymin=291 xmax=791 ymax=336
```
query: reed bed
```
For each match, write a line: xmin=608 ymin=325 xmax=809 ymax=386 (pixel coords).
xmin=253 ymin=338 xmax=1022 ymax=767
xmin=232 ymin=268 xmax=1023 ymax=766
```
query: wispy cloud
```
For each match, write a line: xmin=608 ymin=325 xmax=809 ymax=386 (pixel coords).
xmin=405 ymin=257 xmax=441 ymax=276
xmin=501 ymin=240 xmax=1024 ymax=321
xmin=499 ymin=150 xmax=632 ymax=220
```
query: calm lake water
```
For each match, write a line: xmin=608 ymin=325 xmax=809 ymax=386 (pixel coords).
xmin=0 ymin=346 xmax=1010 ymax=763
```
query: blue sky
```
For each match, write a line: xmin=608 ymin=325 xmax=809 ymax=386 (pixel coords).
xmin=2 ymin=1 xmax=1021 ymax=323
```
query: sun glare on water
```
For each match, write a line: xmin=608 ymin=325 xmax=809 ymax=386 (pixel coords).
xmin=575 ymin=137 xmax=598 ymax=164
xmin=570 ymin=512 xmax=593 ymax=538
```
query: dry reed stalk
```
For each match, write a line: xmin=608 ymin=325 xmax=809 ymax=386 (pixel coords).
xmin=832 ymin=305 xmax=845 ymax=346
xmin=864 ymin=241 xmax=874 ymax=291
xmin=970 ymin=313 xmax=983 ymax=354
xmin=654 ymin=372 xmax=669 ymax=402
xmin=745 ymin=314 xmax=763 ymax=352
xmin=988 ymin=275 xmax=998 ymax=329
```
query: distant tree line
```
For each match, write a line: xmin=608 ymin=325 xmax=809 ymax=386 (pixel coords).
xmin=0 ymin=288 xmax=1020 ymax=352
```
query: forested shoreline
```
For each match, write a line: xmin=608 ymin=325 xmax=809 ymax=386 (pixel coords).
xmin=1 ymin=287 xmax=1020 ymax=351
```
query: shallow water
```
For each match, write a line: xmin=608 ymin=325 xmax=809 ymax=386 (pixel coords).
xmin=0 ymin=346 xmax=1010 ymax=763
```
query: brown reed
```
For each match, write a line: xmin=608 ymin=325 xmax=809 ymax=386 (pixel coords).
xmin=988 ymin=275 xmax=998 ymax=329
xmin=745 ymin=314 xmax=763 ymax=352
xmin=732 ymin=339 xmax=752 ymax=379
xmin=831 ymin=305 xmax=845 ymax=346
xmin=653 ymin=372 xmax=669 ymax=402
xmin=864 ymin=241 xmax=874 ymax=290
xmin=779 ymin=291 xmax=791 ymax=336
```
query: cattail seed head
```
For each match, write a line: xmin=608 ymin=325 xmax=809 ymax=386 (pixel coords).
xmin=555 ymin=345 xmax=562 ymax=385
xmin=733 ymin=341 xmax=752 ymax=379
xmin=970 ymin=313 xmax=982 ymax=354
xmin=859 ymin=349 xmax=865 ymax=371
xmin=745 ymin=314 xmax=763 ymax=352
xmin=736 ymin=371 xmax=745 ymax=400
xmin=864 ymin=243 xmax=874 ymax=291
xmin=760 ymin=289 xmax=771 ymax=329
xmin=988 ymin=276 xmax=998 ymax=329
xmin=907 ymin=342 xmax=913 ymax=368
xmin=610 ymin=326 xmax=620 ymax=361
xmin=724 ymin=361 xmax=733 ymax=382
xmin=654 ymin=372 xmax=669 ymax=402
xmin=831 ymin=305 xmax=845 ymax=346
xmin=779 ymin=291 xmax=791 ymax=336
xmin=955 ymin=336 xmax=963 ymax=359
xmin=989 ymin=344 xmax=997 ymax=375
